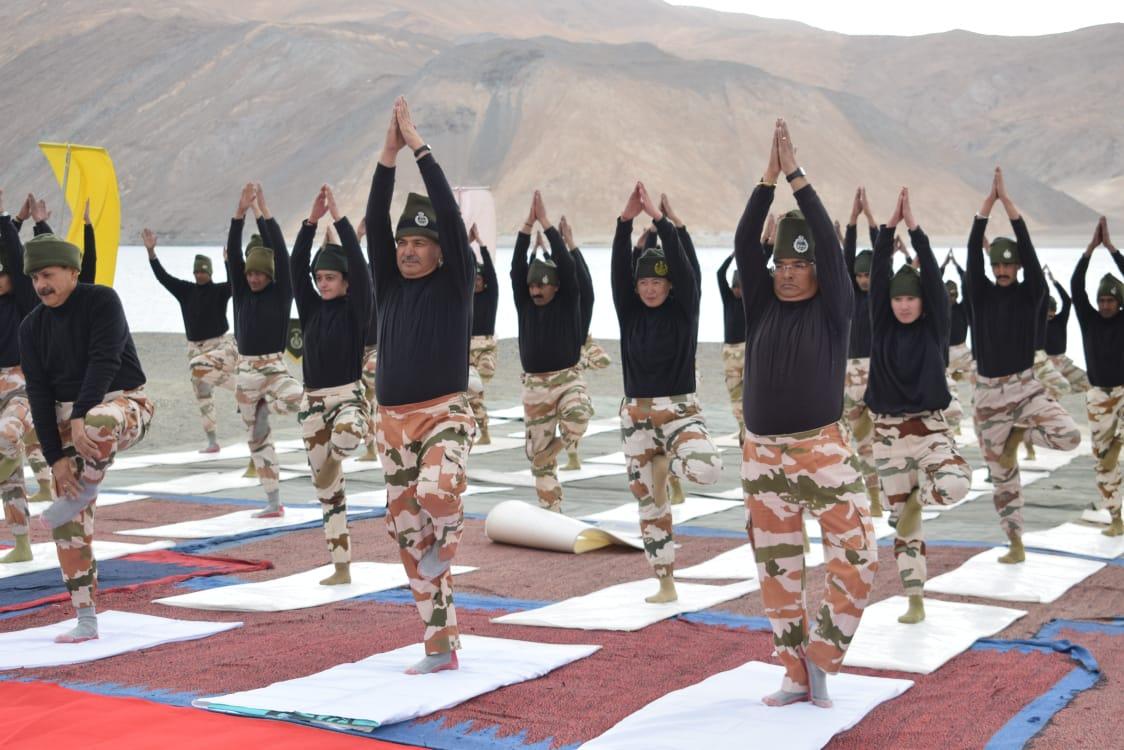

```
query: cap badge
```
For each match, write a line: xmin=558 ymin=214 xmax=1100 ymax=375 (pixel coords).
xmin=654 ymin=260 xmax=669 ymax=277
xmin=415 ymin=212 xmax=430 ymax=227
xmin=794 ymin=235 xmax=809 ymax=254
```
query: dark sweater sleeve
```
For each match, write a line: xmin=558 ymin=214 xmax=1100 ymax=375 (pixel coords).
xmin=20 ymin=319 xmax=62 ymax=464
xmin=34 ymin=220 xmax=52 ymax=237
xmin=510 ymin=231 xmax=531 ymax=311
xmin=227 ymin=218 xmax=249 ymax=297
xmin=337 ymin=217 xmax=372 ymax=329
xmin=417 ymin=154 xmax=472 ymax=297
xmin=149 ymin=258 xmax=191 ymax=303
xmin=79 ymin=223 xmax=97 ymax=284
xmin=796 ymin=185 xmax=851 ymax=325
xmin=1054 ymin=280 xmax=1070 ymax=324
xmin=1013 ymin=217 xmax=1046 ymax=309
xmin=868 ymin=225 xmax=879 ymax=248
xmin=844 ymin=223 xmax=858 ymax=283
xmin=966 ymin=216 xmax=990 ymax=310
xmin=717 ymin=254 xmax=734 ymax=303
xmin=73 ymin=289 xmax=129 ymax=420
xmin=656 ymin=216 xmax=697 ymax=312
xmin=573 ymin=247 xmax=594 ymax=336
xmin=1071 ymin=254 xmax=1094 ymax=327
xmin=481 ymin=246 xmax=499 ymax=307
xmin=913 ymin=226 xmax=949 ymax=343
xmin=733 ymin=185 xmax=775 ymax=328
xmin=546 ymin=226 xmax=578 ymax=301
xmin=260 ymin=217 xmax=292 ymax=305
xmin=612 ymin=219 xmax=638 ymax=322
xmin=365 ymin=164 xmax=399 ymax=294
xmin=869 ymin=226 xmax=894 ymax=338
xmin=1 ymin=216 xmax=36 ymax=310
xmin=290 ymin=221 xmax=317 ymax=323
xmin=677 ymin=226 xmax=702 ymax=293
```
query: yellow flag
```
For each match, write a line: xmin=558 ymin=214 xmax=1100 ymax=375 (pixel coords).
xmin=38 ymin=143 xmax=121 ymax=287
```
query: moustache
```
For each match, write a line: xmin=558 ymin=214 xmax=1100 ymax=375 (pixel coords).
xmin=36 ymin=287 xmax=55 ymax=297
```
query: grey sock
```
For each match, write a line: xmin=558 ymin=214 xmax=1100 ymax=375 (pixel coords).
xmin=41 ymin=481 xmax=99 ymax=528
xmin=417 ymin=544 xmax=451 ymax=579
xmin=56 ymin=605 xmax=98 ymax=642
xmin=406 ymin=651 xmax=456 ymax=675
xmin=805 ymin=655 xmax=831 ymax=707
xmin=252 ymin=491 xmax=282 ymax=517
xmin=205 ymin=431 xmax=219 ymax=447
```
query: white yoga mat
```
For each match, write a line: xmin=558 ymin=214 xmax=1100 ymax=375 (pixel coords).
xmin=279 ymin=456 xmax=382 ymax=475
xmin=116 ymin=506 xmax=363 ymax=539
xmin=469 ymin=463 xmax=625 ymax=488
xmin=154 ymin=562 xmax=477 ymax=612
xmin=925 ymin=547 xmax=1104 ymax=603
xmin=121 ymin=469 xmax=304 ymax=496
xmin=0 ymin=540 xmax=174 ymax=580
xmin=694 ymin=487 xmax=743 ymax=501
xmin=713 ymin=432 xmax=742 ymax=448
xmin=1020 ymin=440 xmax=1092 ymax=473
xmin=675 ymin=542 xmax=826 ymax=580
xmin=0 ymin=611 xmax=241 ymax=670
xmin=582 ymin=660 xmax=913 ymax=750
xmin=470 ymin=436 xmax=525 ymax=455
xmin=343 ymin=485 xmax=511 ymax=510
xmin=485 ymin=500 xmax=644 ymax=552
xmin=1022 ymin=522 xmax=1124 ymax=560
xmin=1081 ymin=509 xmax=1113 ymax=525
xmin=489 ymin=405 xmax=528 ymax=421
xmin=195 ymin=635 xmax=599 ymax=728
xmin=506 ymin=417 xmax=621 ymax=440
xmin=580 ymin=497 xmax=741 ymax=528
xmin=843 ymin=596 xmax=1025 ymax=674
xmin=588 ymin=451 xmax=627 ymax=466
xmin=122 ymin=441 xmax=303 ymax=467
xmin=28 ymin=492 xmax=150 ymax=518
xmin=491 ymin=579 xmax=758 ymax=631
xmin=969 ymin=467 xmax=1049 ymax=492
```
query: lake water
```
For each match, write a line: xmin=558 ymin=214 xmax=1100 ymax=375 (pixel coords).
xmin=116 ymin=245 xmax=1118 ymax=371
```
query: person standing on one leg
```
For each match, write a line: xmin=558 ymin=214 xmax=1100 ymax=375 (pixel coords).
xmin=20 ymin=233 xmax=154 ymax=642
xmin=867 ymin=188 xmax=971 ymax=624
xmin=843 ymin=186 xmax=884 ymax=515
xmin=292 ymin=185 xmax=372 ymax=585
xmin=467 ymin=222 xmax=499 ymax=445
xmin=143 ymin=230 xmax=235 ymax=453
xmin=1044 ymin=265 xmax=1090 ymax=392
xmin=368 ymin=97 xmax=476 ymax=675
xmin=511 ymin=193 xmax=592 ymax=512
xmin=612 ymin=181 xmax=723 ymax=604
xmin=1073 ymin=217 xmax=1124 ymax=537
xmin=968 ymin=167 xmax=1081 ymax=563
xmin=228 ymin=183 xmax=303 ymax=518
xmin=717 ymin=252 xmax=748 ymax=442
xmin=736 ymin=120 xmax=878 ymax=709
xmin=355 ymin=217 xmax=381 ymax=463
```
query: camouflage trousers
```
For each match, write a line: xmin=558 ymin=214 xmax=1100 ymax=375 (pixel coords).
xmin=53 ymin=389 xmax=155 ymax=610
xmin=580 ymin=334 xmax=612 ymax=371
xmin=945 ymin=343 xmax=976 ymax=432
xmin=1050 ymin=354 xmax=1089 ymax=393
xmin=235 ymin=353 xmax=303 ymax=495
xmin=361 ymin=345 xmax=379 ymax=451
xmin=873 ymin=412 xmax=971 ymax=597
xmin=376 ymin=392 xmax=475 ymax=655
xmin=843 ymin=357 xmax=879 ymax=495
xmin=620 ymin=394 xmax=723 ymax=576
xmin=187 ymin=334 xmax=238 ymax=436
xmin=1086 ymin=386 xmax=1124 ymax=518
xmin=300 ymin=382 xmax=369 ymax=564
xmin=523 ymin=367 xmax=593 ymax=512
xmin=742 ymin=422 xmax=877 ymax=693
xmin=0 ymin=367 xmax=32 ymax=536
xmin=1034 ymin=350 xmax=1071 ymax=401
xmin=721 ymin=342 xmax=746 ymax=437
xmin=468 ymin=335 xmax=497 ymax=431
xmin=974 ymin=368 xmax=1081 ymax=536
xmin=25 ymin=434 xmax=51 ymax=491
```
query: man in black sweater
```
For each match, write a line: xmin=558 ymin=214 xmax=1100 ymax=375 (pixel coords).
xmin=512 ymin=192 xmax=592 ymax=512
xmin=19 ymin=233 xmax=154 ymax=643
xmin=865 ymin=188 xmax=971 ymax=625
xmin=228 ymin=184 xmax=303 ymax=518
xmin=467 ymin=222 xmax=499 ymax=445
xmin=366 ymin=97 xmax=475 ymax=675
xmin=292 ymin=185 xmax=372 ymax=586
xmin=843 ymin=187 xmax=883 ymax=515
xmin=735 ymin=120 xmax=877 ymax=709
xmin=1044 ymin=266 xmax=1090 ymax=392
xmin=1073 ymin=217 xmax=1124 ymax=537
xmin=144 ymin=229 xmax=235 ymax=453
xmin=612 ymin=180 xmax=722 ymax=605
xmin=968 ymin=167 xmax=1081 ymax=563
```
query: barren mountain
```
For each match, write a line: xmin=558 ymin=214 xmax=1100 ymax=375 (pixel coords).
xmin=2 ymin=0 xmax=1118 ymax=243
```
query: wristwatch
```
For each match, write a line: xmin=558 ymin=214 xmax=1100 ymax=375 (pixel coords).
xmin=785 ymin=167 xmax=806 ymax=182
xmin=413 ymin=144 xmax=431 ymax=157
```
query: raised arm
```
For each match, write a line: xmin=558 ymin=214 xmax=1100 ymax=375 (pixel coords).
xmin=1053 ymin=278 xmax=1070 ymax=321
xmin=641 ymin=183 xmax=696 ymax=312
xmin=290 ymin=221 xmax=318 ymax=323
xmin=733 ymin=183 xmax=775 ymax=327
xmin=0 ymin=214 xmax=36 ymax=310
xmin=79 ymin=220 xmax=97 ymax=284
xmin=336 ymin=214 xmax=371 ymax=327
xmin=1070 ymin=252 xmax=1094 ymax=325
xmin=480 ymin=245 xmax=499 ymax=307
xmin=661 ymin=193 xmax=700 ymax=289
xmin=1011 ymin=213 xmax=1046 ymax=304
xmin=869 ymin=224 xmax=894 ymax=337
xmin=717 ymin=253 xmax=734 ymax=303
xmin=510 ymin=226 xmax=531 ymax=311
xmin=143 ymin=229 xmax=191 ymax=301
xmin=227 ymin=183 xmax=255 ymax=296
xmin=612 ymin=190 xmax=641 ymax=320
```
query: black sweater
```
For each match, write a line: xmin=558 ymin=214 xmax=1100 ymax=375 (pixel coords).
xmin=735 ymin=184 xmax=853 ymax=436
xmin=0 ymin=216 xmax=44 ymax=367
xmin=966 ymin=216 xmax=1046 ymax=378
xmin=1045 ymin=280 xmax=1070 ymax=356
xmin=20 ymin=284 xmax=146 ymax=465
xmin=1072 ymin=253 xmax=1124 ymax=388
xmin=512 ymin=228 xmax=583 ymax=374
xmin=865 ymin=226 xmax=951 ymax=415
xmin=292 ymin=218 xmax=372 ymax=389
xmin=472 ymin=246 xmax=499 ymax=337
xmin=948 ymin=261 xmax=971 ymax=347
xmin=150 ymin=258 xmax=232 ymax=342
xmin=612 ymin=216 xmax=699 ymax=398
xmin=716 ymin=254 xmax=746 ymax=345
xmin=844 ymin=223 xmax=879 ymax=359
xmin=365 ymin=155 xmax=474 ymax=406
xmin=574 ymin=247 xmax=595 ymax=340
xmin=228 ymin=216 xmax=293 ymax=356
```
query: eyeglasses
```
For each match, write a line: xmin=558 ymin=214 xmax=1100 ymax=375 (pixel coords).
xmin=775 ymin=261 xmax=813 ymax=272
